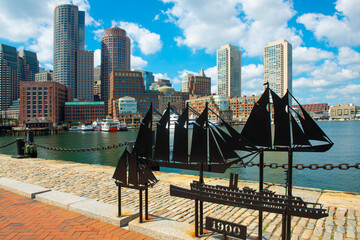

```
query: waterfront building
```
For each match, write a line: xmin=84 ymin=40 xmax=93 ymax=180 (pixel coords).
xmin=112 ymin=96 xmax=141 ymax=127
xmin=181 ymin=72 xmax=194 ymax=93
xmin=76 ymin=50 xmax=94 ymax=101
xmin=292 ymin=103 xmax=329 ymax=120
xmin=134 ymin=69 xmax=155 ymax=91
xmin=264 ymin=39 xmax=292 ymax=98
xmin=109 ymin=70 xmax=158 ymax=116
xmin=94 ymin=65 xmax=101 ymax=98
xmin=18 ymin=50 xmax=39 ymax=82
xmin=101 ymin=26 xmax=131 ymax=111
xmin=329 ymin=104 xmax=360 ymax=120
xmin=150 ymin=79 xmax=172 ymax=91
xmin=229 ymin=95 xmax=261 ymax=122
xmin=217 ymin=44 xmax=241 ymax=97
xmin=186 ymin=95 xmax=232 ymax=121
xmin=35 ymin=70 xmax=53 ymax=82
xmin=109 ymin=70 xmax=189 ymax=116
xmin=19 ymin=81 xmax=72 ymax=125
xmin=188 ymin=68 xmax=211 ymax=96
xmin=158 ymin=86 xmax=184 ymax=114
xmin=53 ymin=4 xmax=85 ymax=97
xmin=64 ymin=101 xmax=104 ymax=123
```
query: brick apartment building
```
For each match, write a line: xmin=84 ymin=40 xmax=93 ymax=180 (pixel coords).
xmin=229 ymin=95 xmax=260 ymax=122
xmin=19 ymin=81 xmax=72 ymax=125
xmin=186 ymin=95 xmax=232 ymax=121
xmin=64 ymin=101 xmax=105 ymax=123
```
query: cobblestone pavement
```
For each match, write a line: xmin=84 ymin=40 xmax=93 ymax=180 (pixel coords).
xmin=0 ymin=188 xmax=155 ymax=240
xmin=0 ymin=155 xmax=359 ymax=240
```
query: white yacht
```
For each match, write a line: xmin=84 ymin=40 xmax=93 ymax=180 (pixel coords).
xmin=80 ymin=124 xmax=94 ymax=131
xmin=101 ymin=117 xmax=119 ymax=132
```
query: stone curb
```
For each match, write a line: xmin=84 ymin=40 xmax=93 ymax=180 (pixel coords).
xmin=0 ymin=177 xmax=51 ymax=199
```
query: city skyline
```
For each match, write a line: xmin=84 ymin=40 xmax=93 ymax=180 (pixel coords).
xmin=1 ymin=0 xmax=360 ymax=105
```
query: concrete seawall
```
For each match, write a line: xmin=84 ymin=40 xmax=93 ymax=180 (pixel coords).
xmin=0 ymin=154 xmax=359 ymax=239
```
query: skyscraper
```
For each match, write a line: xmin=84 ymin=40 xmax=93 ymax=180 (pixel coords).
xmin=217 ymin=44 xmax=241 ymax=98
xmin=53 ymin=4 xmax=85 ymax=97
xmin=0 ymin=44 xmax=18 ymax=111
xmin=264 ymin=39 xmax=292 ymax=98
xmin=101 ymin=26 xmax=131 ymax=106
xmin=18 ymin=50 xmax=39 ymax=82
xmin=76 ymin=51 xmax=94 ymax=101
xmin=188 ymin=68 xmax=211 ymax=96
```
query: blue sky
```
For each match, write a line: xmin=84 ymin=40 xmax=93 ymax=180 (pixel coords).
xmin=1 ymin=0 xmax=360 ymax=105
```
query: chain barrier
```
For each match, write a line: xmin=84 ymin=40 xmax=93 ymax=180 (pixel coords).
xmin=0 ymin=139 xmax=17 ymax=149
xmin=33 ymin=142 xmax=130 ymax=152
xmin=245 ymin=162 xmax=360 ymax=170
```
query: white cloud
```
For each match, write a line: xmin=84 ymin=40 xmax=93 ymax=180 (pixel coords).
xmin=204 ymin=66 xmax=217 ymax=84
xmin=0 ymin=0 xmax=99 ymax=65
xmin=154 ymin=73 xmax=170 ymax=82
xmin=94 ymin=49 xmax=101 ymax=67
xmin=338 ymin=47 xmax=360 ymax=65
xmin=162 ymin=0 xmax=302 ymax=56
xmin=293 ymin=47 xmax=334 ymax=63
xmin=131 ymin=55 xmax=148 ymax=69
xmin=93 ymin=29 xmax=104 ymax=41
xmin=297 ymin=0 xmax=360 ymax=46
xmin=293 ymin=60 xmax=359 ymax=89
xmin=112 ymin=21 xmax=162 ymax=55
xmin=292 ymin=46 xmax=334 ymax=75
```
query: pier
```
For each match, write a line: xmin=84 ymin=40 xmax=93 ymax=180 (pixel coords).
xmin=0 ymin=154 xmax=359 ymax=239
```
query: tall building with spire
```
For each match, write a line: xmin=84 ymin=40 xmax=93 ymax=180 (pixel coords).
xmin=101 ymin=26 xmax=131 ymax=108
xmin=264 ymin=39 xmax=292 ymax=97
xmin=217 ymin=44 xmax=241 ymax=97
xmin=53 ymin=4 xmax=85 ymax=97
xmin=188 ymin=68 xmax=211 ymax=96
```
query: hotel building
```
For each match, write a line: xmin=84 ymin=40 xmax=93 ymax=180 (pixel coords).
xmin=19 ymin=81 xmax=72 ymax=125
xmin=64 ymin=101 xmax=105 ymax=123
xmin=217 ymin=44 xmax=241 ymax=97
xmin=264 ymin=39 xmax=292 ymax=98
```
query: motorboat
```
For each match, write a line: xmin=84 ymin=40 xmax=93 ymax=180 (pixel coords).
xmin=101 ymin=117 xmax=119 ymax=132
xmin=69 ymin=126 xmax=81 ymax=131
xmin=92 ymin=120 xmax=101 ymax=131
xmin=80 ymin=123 xmax=94 ymax=131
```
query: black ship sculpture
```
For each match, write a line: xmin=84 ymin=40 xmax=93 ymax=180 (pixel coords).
xmin=113 ymin=86 xmax=333 ymax=239
xmin=133 ymin=102 xmax=258 ymax=174
xmin=112 ymin=147 xmax=158 ymax=222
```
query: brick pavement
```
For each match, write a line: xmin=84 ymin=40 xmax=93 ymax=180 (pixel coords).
xmin=0 ymin=188 xmax=155 ymax=240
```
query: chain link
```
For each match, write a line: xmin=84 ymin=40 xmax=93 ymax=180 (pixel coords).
xmin=34 ymin=142 xmax=129 ymax=152
xmin=0 ymin=139 xmax=17 ymax=149
xmin=243 ymin=162 xmax=360 ymax=170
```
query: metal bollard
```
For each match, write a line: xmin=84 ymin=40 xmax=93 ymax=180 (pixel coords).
xmin=16 ymin=138 xmax=25 ymax=155
xmin=11 ymin=138 xmax=30 ymax=159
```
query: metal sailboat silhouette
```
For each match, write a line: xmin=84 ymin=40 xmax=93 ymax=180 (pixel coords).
xmin=133 ymin=102 xmax=257 ymax=173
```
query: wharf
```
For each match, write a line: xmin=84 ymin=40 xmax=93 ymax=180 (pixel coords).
xmin=0 ymin=154 xmax=359 ymax=239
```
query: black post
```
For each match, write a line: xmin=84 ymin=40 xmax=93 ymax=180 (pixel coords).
xmin=145 ymin=188 xmax=149 ymax=220
xmin=282 ymin=211 xmax=287 ymax=240
xmin=286 ymin=150 xmax=293 ymax=240
xmin=200 ymin=200 xmax=203 ymax=235
xmin=258 ymin=149 xmax=264 ymax=240
xmin=195 ymin=199 xmax=199 ymax=237
xmin=16 ymin=138 xmax=25 ymax=155
xmin=118 ymin=185 xmax=121 ymax=216
xmin=139 ymin=189 xmax=143 ymax=223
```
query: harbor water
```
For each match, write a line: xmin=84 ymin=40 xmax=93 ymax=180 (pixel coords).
xmin=0 ymin=121 xmax=359 ymax=193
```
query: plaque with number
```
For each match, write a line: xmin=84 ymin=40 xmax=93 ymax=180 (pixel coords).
xmin=205 ymin=217 xmax=247 ymax=239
